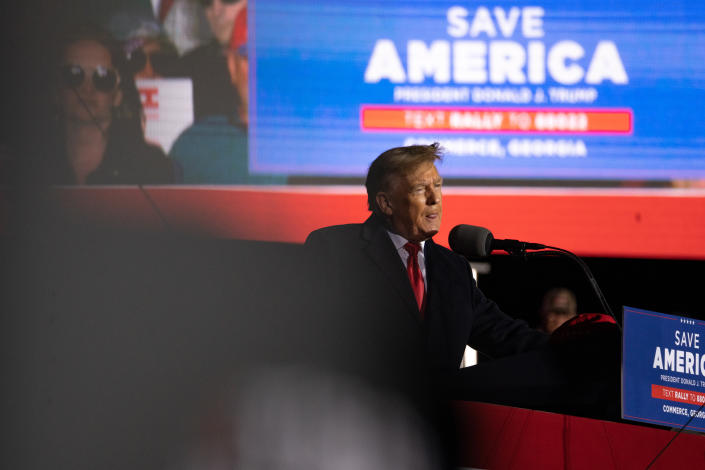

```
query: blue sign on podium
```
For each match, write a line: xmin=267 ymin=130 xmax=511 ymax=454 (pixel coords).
xmin=622 ymin=306 xmax=705 ymax=432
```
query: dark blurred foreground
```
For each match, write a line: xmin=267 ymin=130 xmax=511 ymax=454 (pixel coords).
xmin=1 ymin=203 xmax=452 ymax=469
xmin=1 ymin=200 xmax=623 ymax=469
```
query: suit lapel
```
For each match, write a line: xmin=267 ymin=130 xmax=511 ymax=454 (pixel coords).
xmin=425 ymin=238 xmax=472 ymax=367
xmin=361 ymin=216 xmax=421 ymax=319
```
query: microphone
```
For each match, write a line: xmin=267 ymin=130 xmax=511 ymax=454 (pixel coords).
xmin=448 ymin=224 xmax=621 ymax=329
xmin=448 ymin=224 xmax=546 ymax=257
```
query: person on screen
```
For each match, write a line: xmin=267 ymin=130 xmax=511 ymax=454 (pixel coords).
xmin=177 ymin=0 xmax=244 ymax=120
xmin=98 ymin=0 xmax=213 ymax=58
xmin=169 ymin=5 xmax=286 ymax=184
xmin=43 ymin=25 xmax=175 ymax=185
xmin=305 ymin=143 xmax=548 ymax=385
xmin=120 ymin=20 xmax=181 ymax=80
xmin=537 ymin=287 xmax=578 ymax=334
xmin=157 ymin=0 xmax=214 ymax=56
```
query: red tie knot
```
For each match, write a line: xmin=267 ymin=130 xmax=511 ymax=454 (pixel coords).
xmin=404 ymin=242 xmax=421 ymax=256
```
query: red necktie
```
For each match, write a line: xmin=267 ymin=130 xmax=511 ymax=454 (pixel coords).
xmin=403 ymin=242 xmax=425 ymax=315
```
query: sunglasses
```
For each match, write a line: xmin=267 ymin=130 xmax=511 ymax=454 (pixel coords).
xmin=60 ymin=64 xmax=119 ymax=93
xmin=125 ymin=48 xmax=180 ymax=76
xmin=199 ymin=0 xmax=240 ymax=6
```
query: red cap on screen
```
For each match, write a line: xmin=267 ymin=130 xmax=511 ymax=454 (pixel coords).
xmin=230 ymin=6 xmax=247 ymax=50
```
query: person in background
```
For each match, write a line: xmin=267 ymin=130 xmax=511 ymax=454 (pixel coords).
xmin=46 ymin=25 xmax=174 ymax=185
xmin=178 ymin=0 xmax=244 ymax=120
xmin=159 ymin=0 xmax=214 ymax=56
xmin=538 ymin=287 xmax=578 ymax=334
xmin=121 ymin=20 xmax=181 ymax=80
xmin=94 ymin=0 xmax=213 ymax=57
xmin=169 ymin=5 xmax=286 ymax=184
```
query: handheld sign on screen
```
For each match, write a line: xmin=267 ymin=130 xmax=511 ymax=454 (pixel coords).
xmin=138 ymin=78 xmax=194 ymax=153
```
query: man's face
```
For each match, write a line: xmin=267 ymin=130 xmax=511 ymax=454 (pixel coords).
xmin=204 ymin=0 xmax=244 ymax=46
xmin=377 ymin=162 xmax=443 ymax=242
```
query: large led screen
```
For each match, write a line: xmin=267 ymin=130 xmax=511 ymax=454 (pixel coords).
xmin=5 ymin=1 xmax=704 ymax=258
xmin=250 ymin=0 xmax=705 ymax=181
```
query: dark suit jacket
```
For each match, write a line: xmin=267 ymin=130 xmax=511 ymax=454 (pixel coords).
xmin=305 ymin=215 xmax=548 ymax=376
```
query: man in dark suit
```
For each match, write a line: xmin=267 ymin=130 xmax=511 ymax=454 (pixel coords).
xmin=305 ymin=143 xmax=548 ymax=385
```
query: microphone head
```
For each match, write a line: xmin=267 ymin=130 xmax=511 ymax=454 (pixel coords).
xmin=448 ymin=224 xmax=494 ymax=258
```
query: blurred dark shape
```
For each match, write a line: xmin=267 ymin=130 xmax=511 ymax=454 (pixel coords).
xmin=449 ymin=312 xmax=621 ymax=420
xmin=1 ymin=199 xmax=455 ymax=468
xmin=173 ymin=366 xmax=443 ymax=470
xmin=176 ymin=39 xmax=237 ymax=120
xmin=550 ymin=313 xmax=622 ymax=418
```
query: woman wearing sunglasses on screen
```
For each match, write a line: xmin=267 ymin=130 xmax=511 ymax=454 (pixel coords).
xmin=47 ymin=25 xmax=175 ymax=185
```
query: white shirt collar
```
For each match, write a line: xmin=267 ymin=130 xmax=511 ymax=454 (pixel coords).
xmin=386 ymin=230 xmax=426 ymax=252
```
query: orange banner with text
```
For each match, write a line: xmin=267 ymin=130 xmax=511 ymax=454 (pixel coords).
xmin=361 ymin=106 xmax=633 ymax=134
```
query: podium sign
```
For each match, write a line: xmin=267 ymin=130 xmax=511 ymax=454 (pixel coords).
xmin=622 ymin=306 xmax=705 ymax=432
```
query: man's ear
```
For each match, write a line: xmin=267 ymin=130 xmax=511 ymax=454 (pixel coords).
xmin=376 ymin=192 xmax=393 ymax=216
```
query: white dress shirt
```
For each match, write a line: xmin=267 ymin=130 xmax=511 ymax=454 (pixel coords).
xmin=386 ymin=231 xmax=428 ymax=291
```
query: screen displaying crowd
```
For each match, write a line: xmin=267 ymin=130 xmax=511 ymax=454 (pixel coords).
xmin=6 ymin=0 xmax=704 ymax=187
